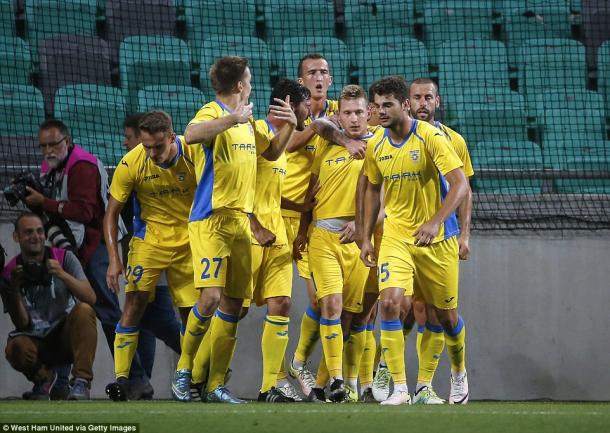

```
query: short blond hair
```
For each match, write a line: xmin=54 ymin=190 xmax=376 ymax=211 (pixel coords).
xmin=339 ymin=84 xmax=367 ymax=108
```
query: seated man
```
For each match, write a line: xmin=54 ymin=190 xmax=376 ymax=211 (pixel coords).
xmin=1 ymin=212 xmax=97 ymax=400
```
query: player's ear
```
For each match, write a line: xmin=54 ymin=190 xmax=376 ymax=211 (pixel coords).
xmin=297 ymin=77 xmax=304 ymax=85
xmin=328 ymin=74 xmax=333 ymax=87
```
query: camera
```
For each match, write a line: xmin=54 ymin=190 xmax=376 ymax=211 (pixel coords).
xmin=3 ymin=171 xmax=44 ymax=207
xmin=22 ymin=260 xmax=53 ymax=287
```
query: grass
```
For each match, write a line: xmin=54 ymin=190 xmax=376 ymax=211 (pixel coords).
xmin=1 ymin=401 xmax=609 ymax=433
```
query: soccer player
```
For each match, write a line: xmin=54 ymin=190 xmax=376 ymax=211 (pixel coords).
xmin=174 ymin=56 xmax=297 ymax=403
xmin=360 ymin=76 xmax=470 ymax=405
xmin=406 ymin=78 xmax=474 ymax=405
xmin=293 ymin=85 xmax=382 ymax=402
xmin=104 ymin=111 xmax=200 ymax=401
xmin=285 ymin=53 xmax=366 ymax=400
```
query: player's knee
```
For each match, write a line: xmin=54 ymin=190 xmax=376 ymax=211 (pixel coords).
xmin=436 ymin=308 xmax=458 ymax=331
xmin=320 ymin=295 xmax=342 ymax=319
xmin=379 ymin=297 xmax=402 ymax=317
xmin=199 ymin=289 xmax=221 ymax=314
xmin=268 ymin=296 xmax=291 ymax=316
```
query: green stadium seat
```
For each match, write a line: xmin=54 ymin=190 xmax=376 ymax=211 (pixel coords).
xmin=353 ymin=36 xmax=428 ymax=90
xmin=119 ymin=35 xmax=191 ymax=113
xmin=26 ymin=0 xmax=98 ymax=61
xmin=0 ymin=84 xmax=44 ymax=136
xmin=264 ymin=0 xmax=336 ymax=51
xmin=53 ymin=84 xmax=126 ymax=153
xmin=437 ymin=39 xmax=509 ymax=89
xmin=136 ymin=85 xmax=205 ymax=135
xmin=517 ymin=38 xmax=587 ymax=105
xmin=198 ymin=36 xmax=271 ymax=96
xmin=0 ymin=37 xmax=31 ymax=85
xmin=184 ymin=0 xmax=257 ymax=56
xmin=423 ymin=0 xmax=494 ymax=61
xmin=533 ymin=90 xmax=605 ymax=135
xmin=542 ymin=131 xmax=608 ymax=170
xmin=598 ymin=41 xmax=610 ymax=120
xmin=343 ymin=2 xmax=414 ymax=46
xmin=252 ymin=83 xmax=273 ymax=120
xmin=280 ymin=37 xmax=349 ymax=94
xmin=0 ymin=0 xmax=15 ymax=36
xmin=471 ymin=139 xmax=543 ymax=193
xmin=74 ymin=133 xmax=125 ymax=165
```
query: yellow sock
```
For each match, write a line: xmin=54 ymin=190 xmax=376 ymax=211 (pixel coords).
xmin=380 ymin=319 xmax=406 ymax=384
xmin=417 ymin=323 xmax=445 ymax=384
xmin=206 ymin=309 xmax=239 ymax=392
xmin=277 ymin=354 xmax=288 ymax=382
xmin=444 ymin=316 xmax=466 ymax=373
xmin=314 ymin=354 xmax=328 ymax=388
xmin=319 ymin=318 xmax=343 ymax=379
xmin=359 ymin=326 xmax=376 ymax=387
xmin=261 ymin=315 xmax=289 ymax=392
xmin=192 ymin=320 xmax=213 ymax=384
xmin=177 ymin=304 xmax=212 ymax=371
xmin=114 ymin=325 xmax=139 ymax=379
xmin=294 ymin=306 xmax=320 ymax=364
xmin=344 ymin=324 xmax=366 ymax=387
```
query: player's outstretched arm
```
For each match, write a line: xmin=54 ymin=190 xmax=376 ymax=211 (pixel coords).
xmin=184 ymin=102 xmax=253 ymax=145
xmin=286 ymin=124 xmax=316 ymax=152
xmin=281 ymin=178 xmax=320 ymax=213
xmin=104 ymin=196 xmax=126 ymax=293
xmin=360 ymin=180 xmax=381 ymax=268
xmin=262 ymin=96 xmax=297 ymax=161
xmin=310 ymin=118 xmax=366 ymax=159
xmin=457 ymin=179 xmax=472 ymax=260
xmin=413 ymin=168 xmax=469 ymax=246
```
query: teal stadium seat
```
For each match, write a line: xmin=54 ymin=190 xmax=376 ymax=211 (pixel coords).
xmin=119 ymin=35 xmax=191 ymax=113
xmin=533 ymin=90 xmax=605 ymax=136
xmin=198 ymin=36 xmax=271 ymax=96
xmin=0 ymin=0 xmax=15 ymax=36
xmin=53 ymin=84 xmax=125 ymax=163
xmin=264 ymin=0 xmax=336 ymax=52
xmin=471 ymin=139 xmax=543 ymax=193
xmin=136 ymin=85 xmax=205 ymax=135
xmin=26 ymin=0 xmax=98 ymax=60
xmin=0 ymin=37 xmax=31 ymax=85
xmin=280 ymin=37 xmax=349 ymax=94
xmin=343 ymin=1 xmax=414 ymax=46
xmin=184 ymin=0 xmax=257 ymax=57
xmin=542 ymin=131 xmax=608 ymax=170
xmin=517 ymin=38 xmax=587 ymax=106
xmin=354 ymin=36 xmax=428 ymax=90
xmin=0 ymin=84 xmax=44 ymax=136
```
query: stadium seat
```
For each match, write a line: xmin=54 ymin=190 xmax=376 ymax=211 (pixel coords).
xmin=25 ymin=0 xmax=98 ymax=61
xmin=0 ymin=37 xmax=31 ymax=85
xmin=471 ymin=139 xmax=543 ymax=194
xmin=73 ymin=133 xmax=124 ymax=165
xmin=597 ymin=41 xmax=610 ymax=120
xmin=437 ymin=39 xmax=509 ymax=89
xmin=105 ymin=0 xmax=176 ymax=62
xmin=184 ymin=0 xmax=257 ymax=56
xmin=252 ymin=83 xmax=273 ymax=120
xmin=542 ymin=131 xmax=608 ymax=170
xmin=343 ymin=2 xmax=414 ymax=46
xmin=0 ymin=0 xmax=15 ymax=36
xmin=533 ymin=90 xmax=605 ymax=136
xmin=353 ymin=36 xmax=428 ymax=90
xmin=0 ymin=84 xmax=44 ymax=136
xmin=136 ymin=85 xmax=205 ymax=135
xmin=0 ymin=135 xmax=39 ymax=168
xmin=280 ymin=37 xmax=349 ymax=93
xmin=53 ymin=84 xmax=126 ymax=156
xmin=264 ymin=0 xmax=336 ymax=51
xmin=119 ymin=35 xmax=191 ymax=113
xmin=198 ymin=35 xmax=271 ymax=95
xmin=423 ymin=0 xmax=494 ymax=61
xmin=39 ymin=35 xmax=111 ymax=115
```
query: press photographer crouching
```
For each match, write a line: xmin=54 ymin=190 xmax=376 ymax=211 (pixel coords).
xmin=1 ymin=213 xmax=97 ymax=400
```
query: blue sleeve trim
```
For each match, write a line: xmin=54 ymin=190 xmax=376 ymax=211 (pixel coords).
xmin=320 ymin=317 xmax=341 ymax=326
xmin=366 ymin=323 xmax=375 ymax=331
xmin=215 ymin=309 xmax=239 ymax=324
xmin=116 ymin=324 xmax=139 ymax=334
xmin=417 ymin=324 xmax=425 ymax=333
xmin=380 ymin=319 xmax=402 ymax=331
xmin=192 ymin=304 xmax=211 ymax=322
xmin=425 ymin=322 xmax=445 ymax=334
xmin=350 ymin=324 xmax=367 ymax=333
xmin=445 ymin=316 xmax=464 ymax=337
xmin=305 ymin=305 xmax=321 ymax=322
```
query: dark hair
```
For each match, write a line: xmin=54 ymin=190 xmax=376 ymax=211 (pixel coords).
xmin=123 ymin=113 xmax=144 ymax=133
xmin=368 ymin=82 xmax=378 ymax=103
xmin=39 ymin=119 xmax=70 ymax=138
xmin=269 ymin=78 xmax=311 ymax=108
xmin=339 ymin=84 xmax=367 ymax=108
xmin=14 ymin=212 xmax=42 ymax=231
xmin=138 ymin=111 xmax=173 ymax=135
xmin=409 ymin=77 xmax=439 ymax=97
xmin=210 ymin=56 xmax=249 ymax=95
xmin=370 ymin=76 xmax=409 ymax=103
xmin=297 ymin=53 xmax=328 ymax=78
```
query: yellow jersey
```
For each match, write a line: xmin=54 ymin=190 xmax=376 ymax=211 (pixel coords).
xmin=312 ymin=126 xmax=383 ymax=221
xmin=434 ymin=121 xmax=474 ymax=177
xmin=109 ymin=136 xmax=199 ymax=248
xmin=252 ymin=119 xmax=288 ymax=245
xmin=188 ymin=100 xmax=265 ymax=221
xmin=363 ymin=120 xmax=464 ymax=244
xmin=282 ymin=99 xmax=338 ymax=218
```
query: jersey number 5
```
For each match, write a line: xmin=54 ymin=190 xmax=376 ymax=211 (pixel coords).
xmin=379 ymin=262 xmax=390 ymax=283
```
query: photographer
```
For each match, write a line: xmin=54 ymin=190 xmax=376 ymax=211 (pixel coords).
xmin=0 ymin=213 xmax=97 ymax=400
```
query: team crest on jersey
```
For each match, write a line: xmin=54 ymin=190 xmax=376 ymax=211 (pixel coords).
xmin=409 ymin=150 xmax=420 ymax=161
xmin=177 ymin=172 xmax=186 ymax=182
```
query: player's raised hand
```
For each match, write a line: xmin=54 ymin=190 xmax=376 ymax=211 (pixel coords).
xmin=292 ymin=233 xmax=308 ymax=261
xmin=106 ymin=257 xmax=125 ymax=293
xmin=359 ymin=239 xmax=377 ymax=267
xmin=339 ymin=221 xmax=356 ymax=244
xmin=345 ymin=139 xmax=367 ymax=160
xmin=458 ymin=234 xmax=470 ymax=260
xmin=270 ymin=95 xmax=297 ymax=127
xmin=233 ymin=102 xmax=254 ymax=124
xmin=413 ymin=219 xmax=440 ymax=247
